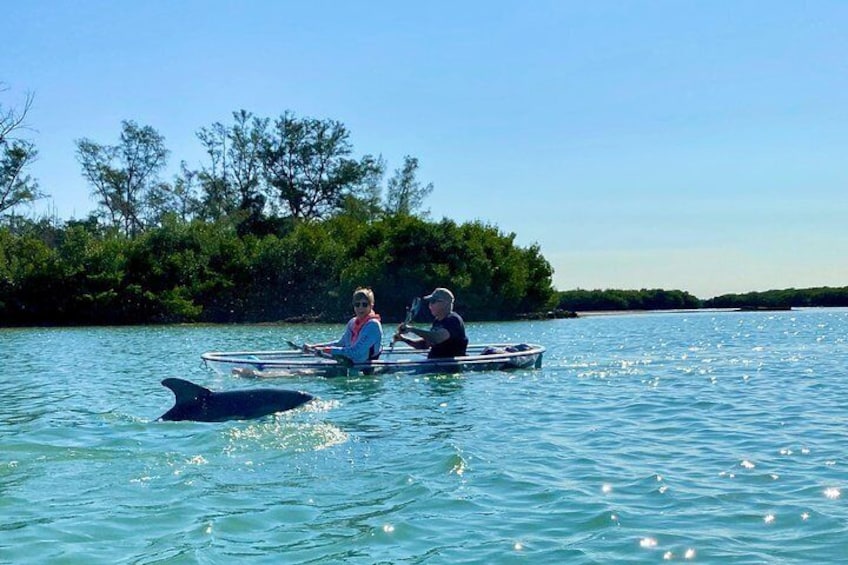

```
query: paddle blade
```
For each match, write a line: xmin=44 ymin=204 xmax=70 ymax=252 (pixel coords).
xmin=405 ymin=297 xmax=422 ymax=323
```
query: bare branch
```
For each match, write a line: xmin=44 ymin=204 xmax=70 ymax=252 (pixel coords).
xmin=0 ymin=85 xmax=35 ymax=143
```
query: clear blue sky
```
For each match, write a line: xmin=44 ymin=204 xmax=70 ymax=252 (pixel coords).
xmin=4 ymin=1 xmax=847 ymax=298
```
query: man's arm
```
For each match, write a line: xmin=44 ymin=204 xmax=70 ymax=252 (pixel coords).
xmin=398 ymin=324 xmax=450 ymax=345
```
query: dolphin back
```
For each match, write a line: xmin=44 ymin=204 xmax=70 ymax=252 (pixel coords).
xmin=162 ymin=378 xmax=211 ymax=402
xmin=158 ymin=378 xmax=313 ymax=422
xmin=159 ymin=378 xmax=212 ymax=421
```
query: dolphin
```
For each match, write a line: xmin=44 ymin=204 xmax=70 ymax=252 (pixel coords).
xmin=158 ymin=378 xmax=313 ymax=422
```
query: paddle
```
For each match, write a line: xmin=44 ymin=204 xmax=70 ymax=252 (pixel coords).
xmin=391 ymin=296 xmax=422 ymax=352
xmin=289 ymin=338 xmax=353 ymax=368
xmin=404 ymin=296 xmax=422 ymax=325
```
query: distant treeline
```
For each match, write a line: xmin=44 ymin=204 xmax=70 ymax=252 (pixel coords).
xmin=556 ymin=289 xmax=701 ymax=311
xmin=0 ymin=214 xmax=556 ymax=326
xmin=702 ymin=287 xmax=848 ymax=309
xmin=556 ymin=287 xmax=848 ymax=312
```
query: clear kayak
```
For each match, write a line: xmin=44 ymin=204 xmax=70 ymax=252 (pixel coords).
xmin=201 ymin=343 xmax=545 ymax=378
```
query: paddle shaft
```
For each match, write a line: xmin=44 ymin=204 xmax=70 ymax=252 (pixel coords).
xmin=290 ymin=337 xmax=351 ymax=366
xmin=391 ymin=297 xmax=421 ymax=351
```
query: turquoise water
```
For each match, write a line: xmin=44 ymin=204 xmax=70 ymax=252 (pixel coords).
xmin=2 ymin=309 xmax=847 ymax=563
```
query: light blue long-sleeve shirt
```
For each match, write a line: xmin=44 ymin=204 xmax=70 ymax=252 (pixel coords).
xmin=315 ymin=317 xmax=383 ymax=363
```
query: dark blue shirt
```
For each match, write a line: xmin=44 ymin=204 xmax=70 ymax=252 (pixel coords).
xmin=428 ymin=312 xmax=468 ymax=358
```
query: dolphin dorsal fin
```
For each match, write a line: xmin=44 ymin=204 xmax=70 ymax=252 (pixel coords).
xmin=161 ymin=378 xmax=212 ymax=404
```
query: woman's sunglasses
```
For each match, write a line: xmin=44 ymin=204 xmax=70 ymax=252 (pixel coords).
xmin=353 ymin=301 xmax=371 ymax=307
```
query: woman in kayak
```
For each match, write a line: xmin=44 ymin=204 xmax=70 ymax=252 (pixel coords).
xmin=304 ymin=287 xmax=383 ymax=363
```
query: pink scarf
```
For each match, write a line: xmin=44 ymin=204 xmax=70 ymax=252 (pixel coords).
xmin=351 ymin=312 xmax=380 ymax=344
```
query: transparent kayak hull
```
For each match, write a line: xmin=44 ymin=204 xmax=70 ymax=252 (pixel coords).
xmin=201 ymin=343 xmax=545 ymax=378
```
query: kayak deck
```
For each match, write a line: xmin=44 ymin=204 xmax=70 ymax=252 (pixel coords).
xmin=202 ymin=343 xmax=545 ymax=378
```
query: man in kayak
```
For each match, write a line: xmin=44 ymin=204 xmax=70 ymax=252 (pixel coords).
xmin=304 ymin=287 xmax=383 ymax=363
xmin=393 ymin=287 xmax=468 ymax=358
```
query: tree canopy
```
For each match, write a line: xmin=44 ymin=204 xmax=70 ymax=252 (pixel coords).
xmin=1 ymin=85 xmax=44 ymax=216
xmin=76 ymin=121 xmax=170 ymax=237
xmin=0 ymin=104 xmax=557 ymax=326
xmin=0 ymin=214 xmax=557 ymax=325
